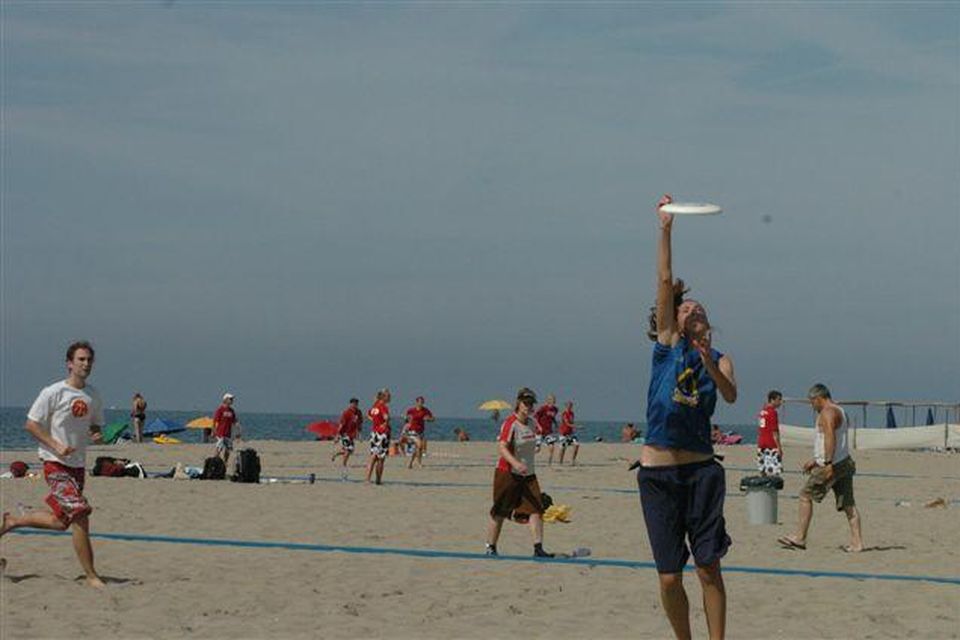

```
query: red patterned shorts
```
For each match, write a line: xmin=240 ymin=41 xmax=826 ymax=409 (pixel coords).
xmin=43 ymin=461 xmax=92 ymax=525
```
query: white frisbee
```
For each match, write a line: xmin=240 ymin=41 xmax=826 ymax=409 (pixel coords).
xmin=660 ymin=202 xmax=722 ymax=216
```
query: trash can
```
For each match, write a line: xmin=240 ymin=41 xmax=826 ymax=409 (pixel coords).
xmin=739 ymin=475 xmax=784 ymax=525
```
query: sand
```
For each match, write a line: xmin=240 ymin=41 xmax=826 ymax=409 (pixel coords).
xmin=1 ymin=440 xmax=958 ymax=639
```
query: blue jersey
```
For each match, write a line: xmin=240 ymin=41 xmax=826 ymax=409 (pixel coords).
xmin=645 ymin=337 xmax=722 ymax=454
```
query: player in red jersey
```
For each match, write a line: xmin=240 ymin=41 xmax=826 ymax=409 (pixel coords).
xmin=365 ymin=388 xmax=392 ymax=485
xmin=557 ymin=401 xmax=581 ymax=465
xmin=404 ymin=396 xmax=435 ymax=469
xmin=533 ymin=394 xmax=559 ymax=465
xmin=332 ymin=398 xmax=363 ymax=478
xmin=756 ymin=390 xmax=783 ymax=476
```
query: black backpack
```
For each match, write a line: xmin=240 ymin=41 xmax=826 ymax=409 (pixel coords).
xmin=200 ymin=456 xmax=226 ymax=480
xmin=232 ymin=448 xmax=261 ymax=483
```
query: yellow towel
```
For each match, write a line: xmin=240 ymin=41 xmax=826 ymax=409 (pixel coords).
xmin=543 ymin=504 xmax=572 ymax=523
xmin=153 ymin=435 xmax=182 ymax=445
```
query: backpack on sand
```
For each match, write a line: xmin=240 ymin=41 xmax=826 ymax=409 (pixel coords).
xmin=231 ymin=448 xmax=261 ymax=484
xmin=200 ymin=456 xmax=226 ymax=480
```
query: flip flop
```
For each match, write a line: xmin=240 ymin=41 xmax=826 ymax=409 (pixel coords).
xmin=838 ymin=545 xmax=863 ymax=553
xmin=777 ymin=536 xmax=806 ymax=550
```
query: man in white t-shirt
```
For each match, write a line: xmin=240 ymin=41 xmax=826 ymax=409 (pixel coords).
xmin=0 ymin=341 xmax=106 ymax=588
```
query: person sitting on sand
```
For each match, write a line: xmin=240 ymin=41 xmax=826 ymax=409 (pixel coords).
xmin=453 ymin=426 xmax=470 ymax=442
xmin=485 ymin=387 xmax=554 ymax=558
xmin=778 ymin=384 xmax=864 ymax=553
xmin=1 ymin=341 xmax=106 ymax=588
xmin=621 ymin=422 xmax=639 ymax=442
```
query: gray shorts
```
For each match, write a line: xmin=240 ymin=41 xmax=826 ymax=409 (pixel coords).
xmin=216 ymin=437 xmax=233 ymax=453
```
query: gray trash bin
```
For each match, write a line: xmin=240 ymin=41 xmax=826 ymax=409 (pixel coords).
xmin=739 ymin=475 xmax=784 ymax=525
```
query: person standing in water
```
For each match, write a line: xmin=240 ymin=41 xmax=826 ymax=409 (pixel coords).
xmin=1 ymin=341 xmax=106 ymax=588
xmin=636 ymin=194 xmax=738 ymax=640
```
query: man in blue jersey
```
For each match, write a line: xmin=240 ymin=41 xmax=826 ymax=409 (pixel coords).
xmin=636 ymin=194 xmax=738 ymax=640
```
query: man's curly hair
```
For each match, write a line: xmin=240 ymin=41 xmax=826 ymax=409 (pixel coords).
xmin=647 ymin=278 xmax=689 ymax=341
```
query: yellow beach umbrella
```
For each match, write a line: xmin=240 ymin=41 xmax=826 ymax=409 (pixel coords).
xmin=478 ymin=399 xmax=511 ymax=411
xmin=186 ymin=416 xmax=214 ymax=429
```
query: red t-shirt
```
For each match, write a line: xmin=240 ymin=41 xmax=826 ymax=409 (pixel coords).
xmin=405 ymin=406 xmax=434 ymax=434
xmin=534 ymin=405 xmax=558 ymax=435
xmin=339 ymin=407 xmax=362 ymax=439
xmin=213 ymin=404 xmax=237 ymax=438
xmin=368 ymin=401 xmax=391 ymax=435
xmin=560 ymin=409 xmax=575 ymax=436
xmin=757 ymin=405 xmax=780 ymax=449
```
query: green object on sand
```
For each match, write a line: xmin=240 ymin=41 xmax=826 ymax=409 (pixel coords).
xmin=101 ymin=421 xmax=130 ymax=444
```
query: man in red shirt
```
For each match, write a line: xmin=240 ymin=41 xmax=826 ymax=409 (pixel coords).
xmin=365 ymin=388 xmax=391 ymax=485
xmin=213 ymin=393 xmax=241 ymax=468
xmin=533 ymin=394 xmax=559 ymax=465
xmin=557 ymin=401 xmax=581 ymax=465
xmin=332 ymin=398 xmax=363 ymax=478
xmin=757 ymin=390 xmax=783 ymax=476
xmin=404 ymin=396 xmax=435 ymax=469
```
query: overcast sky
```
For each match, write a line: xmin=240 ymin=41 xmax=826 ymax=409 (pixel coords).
xmin=2 ymin=2 xmax=957 ymax=423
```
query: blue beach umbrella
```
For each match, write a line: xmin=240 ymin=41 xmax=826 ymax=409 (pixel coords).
xmin=926 ymin=408 xmax=935 ymax=425
xmin=143 ymin=418 xmax=186 ymax=436
xmin=885 ymin=406 xmax=897 ymax=429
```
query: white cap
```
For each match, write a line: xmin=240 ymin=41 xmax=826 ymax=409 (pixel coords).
xmin=223 ymin=393 xmax=235 ymax=401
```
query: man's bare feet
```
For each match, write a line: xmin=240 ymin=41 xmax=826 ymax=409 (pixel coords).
xmin=86 ymin=575 xmax=107 ymax=589
xmin=840 ymin=544 xmax=864 ymax=553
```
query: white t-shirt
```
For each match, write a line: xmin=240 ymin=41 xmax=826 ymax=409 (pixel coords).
xmin=497 ymin=414 xmax=537 ymax=477
xmin=27 ymin=380 xmax=104 ymax=469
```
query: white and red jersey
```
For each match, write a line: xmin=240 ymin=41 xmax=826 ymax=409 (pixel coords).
xmin=534 ymin=404 xmax=558 ymax=436
xmin=496 ymin=414 xmax=537 ymax=476
xmin=368 ymin=401 xmax=391 ymax=435
xmin=339 ymin=406 xmax=363 ymax=439
xmin=757 ymin=404 xmax=780 ymax=450
xmin=404 ymin=406 xmax=433 ymax=434
xmin=560 ymin=408 xmax=576 ymax=436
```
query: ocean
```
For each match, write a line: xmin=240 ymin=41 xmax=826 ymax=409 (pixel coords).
xmin=0 ymin=406 xmax=760 ymax=451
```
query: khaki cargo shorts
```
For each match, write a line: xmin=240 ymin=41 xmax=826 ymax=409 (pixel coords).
xmin=801 ymin=457 xmax=856 ymax=510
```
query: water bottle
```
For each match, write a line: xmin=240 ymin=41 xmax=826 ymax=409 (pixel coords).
xmin=570 ymin=546 xmax=592 ymax=558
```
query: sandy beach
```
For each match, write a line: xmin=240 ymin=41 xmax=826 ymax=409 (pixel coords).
xmin=1 ymin=440 xmax=957 ymax=639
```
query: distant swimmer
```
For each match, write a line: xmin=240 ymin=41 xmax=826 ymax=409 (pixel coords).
xmin=365 ymin=388 xmax=392 ymax=485
xmin=404 ymin=396 xmax=435 ymax=469
xmin=453 ymin=426 xmax=470 ymax=442
xmin=533 ymin=394 xmax=559 ymax=464
xmin=131 ymin=392 xmax=147 ymax=443
xmin=485 ymin=388 xmax=554 ymax=558
xmin=332 ymin=398 xmax=363 ymax=479
xmin=636 ymin=194 xmax=738 ymax=640
xmin=621 ymin=422 xmax=639 ymax=442
xmin=0 ymin=341 xmax=106 ymax=588
xmin=557 ymin=401 xmax=580 ymax=465
xmin=757 ymin=390 xmax=784 ymax=476
xmin=778 ymin=384 xmax=864 ymax=553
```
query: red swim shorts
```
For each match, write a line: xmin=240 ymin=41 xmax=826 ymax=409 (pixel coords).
xmin=43 ymin=461 xmax=92 ymax=526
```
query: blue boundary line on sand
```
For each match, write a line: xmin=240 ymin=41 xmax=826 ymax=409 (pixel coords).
xmin=12 ymin=529 xmax=959 ymax=586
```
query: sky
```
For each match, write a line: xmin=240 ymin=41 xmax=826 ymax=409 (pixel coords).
xmin=1 ymin=2 xmax=958 ymax=424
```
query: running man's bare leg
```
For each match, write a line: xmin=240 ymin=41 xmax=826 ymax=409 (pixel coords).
xmin=375 ymin=458 xmax=385 ymax=484
xmin=696 ymin=560 xmax=726 ymax=640
xmin=71 ymin=515 xmax=105 ymax=588
xmin=1 ymin=510 xmax=68 ymax=536
xmin=547 ymin=444 xmax=555 ymax=465
xmin=365 ymin=456 xmax=376 ymax=483
xmin=486 ymin=516 xmax=504 ymax=547
xmin=844 ymin=505 xmax=864 ymax=552
xmin=527 ymin=513 xmax=544 ymax=545
xmin=558 ymin=447 xmax=566 ymax=464
xmin=658 ymin=572 xmax=692 ymax=640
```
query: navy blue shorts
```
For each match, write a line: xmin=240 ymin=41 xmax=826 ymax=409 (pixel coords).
xmin=637 ymin=458 xmax=731 ymax=574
